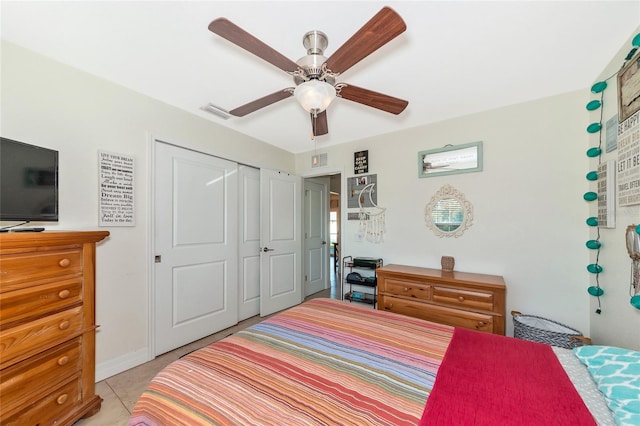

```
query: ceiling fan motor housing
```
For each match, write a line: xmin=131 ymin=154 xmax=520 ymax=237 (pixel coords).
xmin=294 ymin=30 xmax=335 ymax=85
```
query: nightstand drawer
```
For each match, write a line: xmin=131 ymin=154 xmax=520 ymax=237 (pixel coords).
xmin=0 ymin=278 xmax=83 ymax=326
xmin=381 ymin=278 xmax=430 ymax=299
xmin=1 ymin=375 xmax=81 ymax=426
xmin=0 ymin=338 xmax=82 ymax=419
xmin=0 ymin=248 xmax=83 ymax=288
xmin=432 ymin=286 xmax=494 ymax=311
xmin=0 ymin=306 xmax=83 ymax=369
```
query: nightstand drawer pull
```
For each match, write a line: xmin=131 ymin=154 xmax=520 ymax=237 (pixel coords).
xmin=403 ymin=287 xmax=409 ymax=292
xmin=458 ymin=296 xmax=465 ymax=302
xmin=477 ymin=321 xmax=487 ymax=327
xmin=58 ymin=289 xmax=70 ymax=299
xmin=59 ymin=320 xmax=70 ymax=330
xmin=56 ymin=393 xmax=69 ymax=405
xmin=57 ymin=355 xmax=69 ymax=366
xmin=58 ymin=258 xmax=71 ymax=268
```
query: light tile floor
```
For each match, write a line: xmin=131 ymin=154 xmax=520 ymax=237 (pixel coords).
xmin=75 ymin=262 xmax=340 ymax=425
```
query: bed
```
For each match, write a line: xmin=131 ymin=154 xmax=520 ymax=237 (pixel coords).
xmin=129 ymin=298 xmax=635 ymax=426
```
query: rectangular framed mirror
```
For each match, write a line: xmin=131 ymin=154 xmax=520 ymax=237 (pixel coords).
xmin=418 ymin=141 xmax=483 ymax=178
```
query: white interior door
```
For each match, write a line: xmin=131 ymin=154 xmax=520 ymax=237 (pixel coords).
xmin=260 ymin=169 xmax=302 ymax=316
xmin=154 ymin=142 xmax=238 ymax=355
xmin=238 ymin=165 xmax=260 ymax=320
xmin=304 ymin=178 xmax=329 ymax=297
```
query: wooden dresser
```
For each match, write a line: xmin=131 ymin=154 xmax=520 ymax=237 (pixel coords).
xmin=377 ymin=264 xmax=506 ymax=335
xmin=0 ymin=231 xmax=109 ymax=425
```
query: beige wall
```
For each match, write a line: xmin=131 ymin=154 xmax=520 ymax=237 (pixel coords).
xmin=587 ymin=26 xmax=640 ymax=350
xmin=1 ymin=40 xmax=295 ymax=380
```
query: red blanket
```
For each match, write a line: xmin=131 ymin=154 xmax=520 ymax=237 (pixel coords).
xmin=419 ymin=328 xmax=596 ymax=426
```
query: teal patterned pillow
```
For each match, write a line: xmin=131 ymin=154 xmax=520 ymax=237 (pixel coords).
xmin=573 ymin=346 xmax=640 ymax=426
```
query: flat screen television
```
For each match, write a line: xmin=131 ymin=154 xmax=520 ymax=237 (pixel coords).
xmin=0 ymin=137 xmax=59 ymax=222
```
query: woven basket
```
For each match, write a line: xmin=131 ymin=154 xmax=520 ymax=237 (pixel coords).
xmin=511 ymin=311 xmax=589 ymax=349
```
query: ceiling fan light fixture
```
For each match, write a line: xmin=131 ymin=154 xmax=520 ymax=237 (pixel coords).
xmin=294 ymin=79 xmax=336 ymax=114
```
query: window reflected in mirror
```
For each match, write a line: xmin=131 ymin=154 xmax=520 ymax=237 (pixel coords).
xmin=425 ymin=185 xmax=473 ymax=238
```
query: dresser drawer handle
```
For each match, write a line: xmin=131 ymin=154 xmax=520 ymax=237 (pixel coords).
xmin=58 ymin=258 xmax=71 ymax=268
xmin=58 ymin=289 xmax=71 ymax=299
xmin=59 ymin=320 xmax=71 ymax=330
xmin=403 ymin=287 xmax=409 ymax=292
xmin=458 ymin=296 xmax=465 ymax=302
xmin=56 ymin=394 xmax=69 ymax=405
xmin=477 ymin=321 xmax=487 ymax=328
xmin=57 ymin=356 xmax=69 ymax=366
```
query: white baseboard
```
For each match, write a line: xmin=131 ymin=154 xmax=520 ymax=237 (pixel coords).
xmin=96 ymin=348 xmax=150 ymax=382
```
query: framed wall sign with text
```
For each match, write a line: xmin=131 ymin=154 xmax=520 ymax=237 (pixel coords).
xmin=354 ymin=150 xmax=368 ymax=174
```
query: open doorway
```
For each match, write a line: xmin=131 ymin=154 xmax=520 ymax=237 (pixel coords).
xmin=303 ymin=172 xmax=341 ymax=301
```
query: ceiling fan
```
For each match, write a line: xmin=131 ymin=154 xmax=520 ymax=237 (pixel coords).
xmin=208 ymin=6 xmax=409 ymax=137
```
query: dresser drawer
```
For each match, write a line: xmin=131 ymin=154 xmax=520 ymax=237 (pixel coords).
xmin=379 ymin=295 xmax=494 ymax=333
xmin=0 ymin=306 xmax=83 ymax=369
xmin=380 ymin=278 xmax=430 ymax=299
xmin=0 ymin=248 xmax=83 ymax=288
xmin=0 ymin=278 xmax=83 ymax=326
xmin=432 ymin=286 xmax=494 ymax=312
xmin=1 ymin=375 xmax=81 ymax=426
xmin=0 ymin=338 xmax=82 ymax=419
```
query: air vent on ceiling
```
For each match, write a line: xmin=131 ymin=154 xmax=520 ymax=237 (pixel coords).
xmin=311 ymin=153 xmax=328 ymax=168
xmin=201 ymin=103 xmax=232 ymax=120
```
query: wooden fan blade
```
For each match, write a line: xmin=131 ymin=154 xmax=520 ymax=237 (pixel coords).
xmin=338 ymin=84 xmax=408 ymax=115
xmin=324 ymin=7 xmax=406 ymax=74
xmin=209 ymin=18 xmax=299 ymax=73
xmin=229 ymin=89 xmax=293 ymax=117
xmin=311 ymin=111 xmax=328 ymax=136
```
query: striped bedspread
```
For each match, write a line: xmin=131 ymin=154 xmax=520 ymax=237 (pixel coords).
xmin=129 ymin=298 xmax=453 ymax=426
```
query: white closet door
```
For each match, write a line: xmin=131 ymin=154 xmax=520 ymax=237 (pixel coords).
xmin=238 ymin=165 xmax=260 ymax=320
xmin=154 ymin=142 xmax=238 ymax=355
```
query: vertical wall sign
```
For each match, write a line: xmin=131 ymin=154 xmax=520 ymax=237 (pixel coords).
xmin=597 ymin=160 xmax=615 ymax=228
xmin=354 ymin=150 xmax=368 ymax=174
xmin=616 ymin=111 xmax=640 ymax=207
xmin=99 ymin=151 xmax=135 ymax=226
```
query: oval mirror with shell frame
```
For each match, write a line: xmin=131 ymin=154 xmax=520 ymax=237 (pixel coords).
xmin=425 ymin=184 xmax=473 ymax=238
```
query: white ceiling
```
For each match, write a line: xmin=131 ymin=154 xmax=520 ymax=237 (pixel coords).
xmin=2 ymin=1 xmax=639 ymax=154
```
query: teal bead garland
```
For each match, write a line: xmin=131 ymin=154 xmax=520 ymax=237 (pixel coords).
xmin=587 ymin=123 xmax=602 ymax=133
xmin=586 ymin=240 xmax=601 ymax=249
xmin=588 ymin=286 xmax=604 ymax=296
xmin=590 ymin=81 xmax=607 ymax=93
xmin=586 ymin=147 xmax=601 ymax=157
xmin=586 ymin=100 xmax=602 ymax=111
xmin=587 ymin=264 xmax=603 ymax=274
xmin=585 ymin=79 xmax=607 ymax=310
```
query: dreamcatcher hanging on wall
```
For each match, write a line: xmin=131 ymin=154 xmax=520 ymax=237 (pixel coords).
xmin=356 ymin=183 xmax=386 ymax=243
